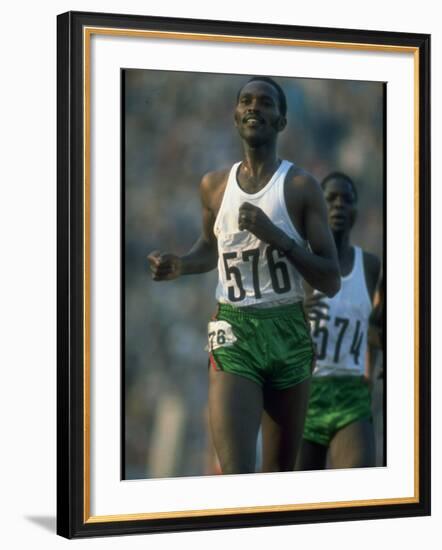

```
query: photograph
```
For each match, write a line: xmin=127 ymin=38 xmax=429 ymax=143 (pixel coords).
xmin=123 ymin=69 xmax=386 ymax=480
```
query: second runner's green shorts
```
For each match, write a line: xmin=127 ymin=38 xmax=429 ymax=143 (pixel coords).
xmin=303 ymin=376 xmax=373 ymax=446
xmin=207 ymin=302 xmax=314 ymax=389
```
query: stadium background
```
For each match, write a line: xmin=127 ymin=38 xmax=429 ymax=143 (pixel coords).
xmin=124 ymin=70 xmax=384 ymax=479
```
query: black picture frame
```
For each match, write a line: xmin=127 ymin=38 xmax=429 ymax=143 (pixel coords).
xmin=57 ymin=10 xmax=431 ymax=539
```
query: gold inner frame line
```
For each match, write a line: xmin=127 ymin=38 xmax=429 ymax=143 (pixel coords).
xmin=85 ymin=26 xmax=418 ymax=53
xmin=82 ymin=26 xmax=420 ymax=523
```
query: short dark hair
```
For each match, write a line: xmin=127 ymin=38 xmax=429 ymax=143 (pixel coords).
xmin=321 ymin=172 xmax=358 ymax=202
xmin=237 ymin=76 xmax=287 ymax=117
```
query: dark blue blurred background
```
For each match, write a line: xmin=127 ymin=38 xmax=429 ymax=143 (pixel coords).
xmin=124 ymin=70 xmax=384 ymax=479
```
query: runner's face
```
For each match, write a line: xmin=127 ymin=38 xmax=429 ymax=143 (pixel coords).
xmin=234 ymin=81 xmax=286 ymax=145
xmin=323 ymin=178 xmax=357 ymax=232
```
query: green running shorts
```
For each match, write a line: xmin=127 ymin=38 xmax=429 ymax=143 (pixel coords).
xmin=303 ymin=375 xmax=373 ymax=447
xmin=208 ymin=302 xmax=314 ymax=390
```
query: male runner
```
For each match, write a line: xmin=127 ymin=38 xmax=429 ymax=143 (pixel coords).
xmin=148 ymin=77 xmax=340 ymax=475
xmin=297 ymin=172 xmax=382 ymax=470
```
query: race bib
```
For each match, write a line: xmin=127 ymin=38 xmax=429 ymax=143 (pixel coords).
xmin=206 ymin=320 xmax=237 ymax=351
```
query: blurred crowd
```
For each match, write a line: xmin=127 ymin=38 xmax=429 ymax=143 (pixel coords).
xmin=123 ymin=69 xmax=384 ymax=479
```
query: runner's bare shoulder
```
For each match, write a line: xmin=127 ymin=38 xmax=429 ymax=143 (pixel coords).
xmin=288 ymin=165 xmax=320 ymax=193
xmin=200 ymin=168 xmax=231 ymax=208
xmin=284 ymin=165 xmax=322 ymax=210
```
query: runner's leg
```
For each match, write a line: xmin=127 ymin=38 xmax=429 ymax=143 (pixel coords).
xmin=261 ymin=378 xmax=311 ymax=472
xmin=329 ymin=419 xmax=375 ymax=468
xmin=296 ymin=439 xmax=328 ymax=470
xmin=208 ymin=369 xmax=263 ymax=474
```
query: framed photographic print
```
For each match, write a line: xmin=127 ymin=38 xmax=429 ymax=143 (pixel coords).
xmin=57 ymin=10 xmax=431 ymax=539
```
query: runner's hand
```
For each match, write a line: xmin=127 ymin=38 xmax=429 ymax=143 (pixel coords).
xmin=363 ymin=373 xmax=374 ymax=393
xmin=304 ymin=292 xmax=330 ymax=322
xmin=238 ymin=202 xmax=291 ymax=249
xmin=147 ymin=250 xmax=182 ymax=281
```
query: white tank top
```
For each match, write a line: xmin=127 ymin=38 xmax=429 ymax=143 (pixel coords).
xmin=214 ymin=160 xmax=306 ymax=307
xmin=311 ymin=246 xmax=372 ymax=377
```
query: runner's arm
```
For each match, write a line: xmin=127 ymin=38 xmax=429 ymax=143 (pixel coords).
xmin=283 ymin=175 xmax=341 ymax=297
